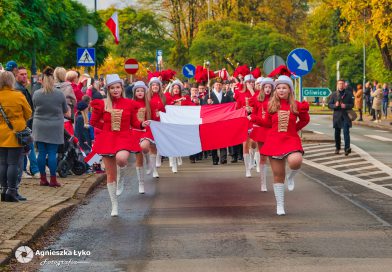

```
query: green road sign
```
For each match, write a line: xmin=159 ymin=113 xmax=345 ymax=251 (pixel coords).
xmin=302 ymin=87 xmax=331 ymax=97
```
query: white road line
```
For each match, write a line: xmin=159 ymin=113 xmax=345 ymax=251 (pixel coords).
xmin=367 ymin=176 xmax=392 ymax=182
xmin=304 ymin=151 xmax=337 ymax=159
xmin=382 ymin=184 xmax=392 ymax=187
xmin=303 ymin=143 xmax=330 ymax=148
xmin=312 ymin=123 xmax=321 ymax=126
xmin=375 ymin=130 xmax=389 ymax=133
xmin=312 ymin=131 xmax=324 ymax=134
xmin=303 ymin=145 xmax=332 ymax=152
xmin=304 ymin=147 xmax=335 ymax=154
xmin=332 ymin=161 xmax=370 ymax=168
xmin=355 ymin=170 xmax=385 ymax=177
xmin=303 ymin=159 xmax=392 ymax=198
xmin=351 ymin=144 xmax=392 ymax=176
xmin=341 ymin=165 xmax=379 ymax=173
xmin=321 ymin=157 xmax=363 ymax=165
xmin=364 ymin=135 xmax=392 ymax=142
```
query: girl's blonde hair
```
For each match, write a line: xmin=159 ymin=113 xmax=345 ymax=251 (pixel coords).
xmin=146 ymin=83 xmax=166 ymax=120
xmin=105 ymin=83 xmax=125 ymax=111
xmin=0 ymin=71 xmax=16 ymax=89
xmin=257 ymin=83 xmax=274 ymax=102
xmin=54 ymin=67 xmax=66 ymax=83
xmin=42 ymin=66 xmax=55 ymax=93
xmin=268 ymin=84 xmax=298 ymax=114
xmin=65 ymin=70 xmax=78 ymax=83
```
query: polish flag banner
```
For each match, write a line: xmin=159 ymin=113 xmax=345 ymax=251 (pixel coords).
xmin=84 ymin=151 xmax=102 ymax=166
xmin=161 ymin=102 xmax=237 ymax=125
xmin=150 ymin=107 xmax=248 ymax=156
xmin=105 ymin=12 xmax=119 ymax=44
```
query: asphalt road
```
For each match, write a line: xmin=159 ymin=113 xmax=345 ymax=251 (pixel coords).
xmin=24 ymin=152 xmax=392 ymax=272
xmin=307 ymin=115 xmax=392 ymax=168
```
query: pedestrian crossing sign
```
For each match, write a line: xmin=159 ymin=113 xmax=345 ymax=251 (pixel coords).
xmin=77 ymin=48 xmax=95 ymax=67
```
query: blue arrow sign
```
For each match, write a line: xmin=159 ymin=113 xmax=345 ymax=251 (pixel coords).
xmin=287 ymin=48 xmax=314 ymax=76
xmin=182 ymin=64 xmax=196 ymax=78
xmin=77 ymin=48 xmax=95 ymax=67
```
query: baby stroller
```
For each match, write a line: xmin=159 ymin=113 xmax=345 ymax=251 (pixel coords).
xmin=57 ymin=129 xmax=87 ymax=178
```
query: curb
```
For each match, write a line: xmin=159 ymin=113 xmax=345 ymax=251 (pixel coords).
xmin=0 ymin=174 xmax=106 ymax=266
xmin=352 ymin=120 xmax=392 ymax=132
xmin=301 ymin=130 xmax=334 ymax=143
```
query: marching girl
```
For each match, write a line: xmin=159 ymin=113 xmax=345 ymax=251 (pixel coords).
xmin=164 ymin=79 xmax=193 ymax=173
xmin=249 ymin=75 xmax=309 ymax=215
xmin=90 ymin=74 xmax=149 ymax=216
xmin=129 ymin=81 xmax=150 ymax=194
xmin=234 ymin=74 xmax=257 ymax=177
xmin=249 ymin=77 xmax=274 ymax=191
xmin=140 ymin=77 xmax=167 ymax=178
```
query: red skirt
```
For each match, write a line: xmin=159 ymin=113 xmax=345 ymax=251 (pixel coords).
xmin=140 ymin=126 xmax=155 ymax=144
xmin=260 ymin=132 xmax=303 ymax=157
xmin=129 ymin=129 xmax=146 ymax=152
xmin=249 ymin=126 xmax=269 ymax=143
xmin=92 ymin=130 xmax=137 ymax=155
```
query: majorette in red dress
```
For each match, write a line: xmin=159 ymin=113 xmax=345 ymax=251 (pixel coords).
xmin=142 ymin=92 xmax=166 ymax=143
xmin=129 ymin=97 xmax=147 ymax=152
xmin=90 ymin=97 xmax=142 ymax=155
xmin=249 ymin=94 xmax=270 ymax=143
xmin=251 ymin=99 xmax=310 ymax=157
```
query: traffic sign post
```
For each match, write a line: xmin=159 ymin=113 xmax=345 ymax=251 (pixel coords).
xmin=77 ymin=48 xmax=95 ymax=67
xmin=263 ymin=55 xmax=286 ymax=75
xmin=287 ymin=48 xmax=314 ymax=77
xmin=124 ymin=58 xmax=139 ymax=83
xmin=182 ymin=64 xmax=196 ymax=78
xmin=302 ymin=87 xmax=332 ymax=97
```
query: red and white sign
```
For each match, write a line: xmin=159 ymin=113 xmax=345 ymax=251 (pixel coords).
xmin=124 ymin=58 xmax=139 ymax=74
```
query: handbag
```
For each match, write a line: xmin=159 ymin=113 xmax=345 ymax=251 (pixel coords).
xmin=347 ymin=109 xmax=357 ymax=121
xmin=0 ymin=103 xmax=33 ymax=146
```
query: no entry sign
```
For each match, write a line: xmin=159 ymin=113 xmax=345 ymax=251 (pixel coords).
xmin=124 ymin=58 xmax=139 ymax=74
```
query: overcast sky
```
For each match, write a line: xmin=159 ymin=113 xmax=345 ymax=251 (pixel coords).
xmin=77 ymin=0 xmax=135 ymax=10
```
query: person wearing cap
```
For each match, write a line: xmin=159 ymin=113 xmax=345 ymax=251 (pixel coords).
xmin=90 ymin=74 xmax=149 ymax=216
xmin=33 ymin=67 xmax=71 ymax=188
xmin=249 ymin=77 xmax=274 ymax=191
xmin=234 ymin=74 xmax=257 ymax=177
xmin=5 ymin=61 xmax=18 ymax=76
xmin=249 ymin=75 xmax=310 ymax=215
xmin=74 ymin=101 xmax=92 ymax=153
xmin=140 ymin=77 xmax=167 ymax=178
xmin=129 ymin=81 xmax=149 ymax=194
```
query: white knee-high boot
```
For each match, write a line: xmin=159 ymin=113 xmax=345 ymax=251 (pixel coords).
xmin=145 ymin=153 xmax=152 ymax=175
xmin=244 ymin=154 xmax=251 ymax=177
xmin=107 ymin=182 xmax=118 ymax=216
xmin=136 ymin=167 xmax=145 ymax=194
xmin=249 ymin=148 xmax=255 ymax=169
xmin=150 ymin=154 xmax=159 ymax=178
xmin=156 ymin=153 xmax=162 ymax=167
xmin=171 ymin=157 xmax=178 ymax=173
xmin=260 ymin=164 xmax=267 ymax=192
xmin=116 ymin=166 xmax=127 ymax=196
xmin=169 ymin=156 xmax=173 ymax=167
xmin=273 ymin=183 xmax=285 ymax=215
xmin=286 ymin=169 xmax=299 ymax=191
xmin=177 ymin=157 xmax=182 ymax=166
xmin=255 ymin=151 xmax=260 ymax=173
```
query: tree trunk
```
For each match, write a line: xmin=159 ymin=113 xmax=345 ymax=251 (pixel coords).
xmin=376 ymin=34 xmax=392 ymax=71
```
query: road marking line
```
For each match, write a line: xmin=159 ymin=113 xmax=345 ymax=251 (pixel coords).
xmin=364 ymin=135 xmax=392 ymax=142
xmin=304 ymin=147 xmax=335 ymax=154
xmin=351 ymin=144 xmax=392 ymax=176
xmin=304 ymin=151 xmax=338 ymax=159
xmin=382 ymin=184 xmax=392 ymax=187
xmin=341 ymin=165 xmax=378 ymax=173
xmin=312 ymin=130 xmax=324 ymax=134
xmin=312 ymin=123 xmax=321 ymax=126
xmin=303 ymin=143 xmax=330 ymax=148
xmin=367 ymin=176 xmax=392 ymax=182
xmin=332 ymin=161 xmax=370 ymax=168
xmin=321 ymin=157 xmax=362 ymax=165
xmin=355 ymin=170 xmax=385 ymax=177
xmin=303 ymin=159 xmax=392 ymax=198
xmin=375 ymin=130 xmax=389 ymax=133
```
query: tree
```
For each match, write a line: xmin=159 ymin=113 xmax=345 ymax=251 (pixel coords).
xmin=0 ymin=0 xmax=108 ymax=70
xmin=98 ymin=7 xmax=171 ymax=64
xmin=330 ymin=0 xmax=392 ymax=70
xmin=189 ymin=20 xmax=295 ymax=73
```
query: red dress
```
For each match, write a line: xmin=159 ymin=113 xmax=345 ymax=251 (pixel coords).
xmin=252 ymin=99 xmax=310 ymax=157
xmin=90 ymin=97 xmax=142 ymax=155
xmin=249 ymin=94 xmax=270 ymax=143
xmin=129 ymin=98 xmax=147 ymax=152
xmin=234 ymin=88 xmax=256 ymax=130
xmin=168 ymin=93 xmax=194 ymax=106
xmin=142 ymin=93 xmax=167 ymax=143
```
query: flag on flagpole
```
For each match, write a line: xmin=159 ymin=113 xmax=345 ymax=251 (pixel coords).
xmin=106 ymin=12 xmax=119 ymax=44
xmin=84 ymin=151 xmax=102 ymax=166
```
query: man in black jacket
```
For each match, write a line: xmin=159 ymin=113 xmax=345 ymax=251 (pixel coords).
xmin=328 ymin=79 xmax=354 ymax=156
xmin=204 ymin=78 xmax=233 ymax=165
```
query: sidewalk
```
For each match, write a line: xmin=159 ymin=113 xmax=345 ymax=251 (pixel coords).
xmin=352 ymin=113 xmax=392 ymax=131
xmin=0 ymin=173 xmax=105 ymax=266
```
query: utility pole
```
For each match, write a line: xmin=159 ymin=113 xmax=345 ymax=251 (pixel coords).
xmin=94 ymin=0 xmax=98 ymax=80
xmin=362 ymin=9 xmax=366 ymax=109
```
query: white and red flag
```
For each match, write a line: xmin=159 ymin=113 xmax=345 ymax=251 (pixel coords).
xmin=150 ymin=103 xmax=248 ymax=156
xmin=84 ymin=151 xmax=102 ymax=166
xmin=106 ymin=12 xmax=119 ymax=44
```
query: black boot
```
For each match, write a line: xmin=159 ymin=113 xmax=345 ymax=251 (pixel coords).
xmin=4 ymin=188 xmax=19 ymax=202
xmin=16 ymin=191 xmax=27 ymax=201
